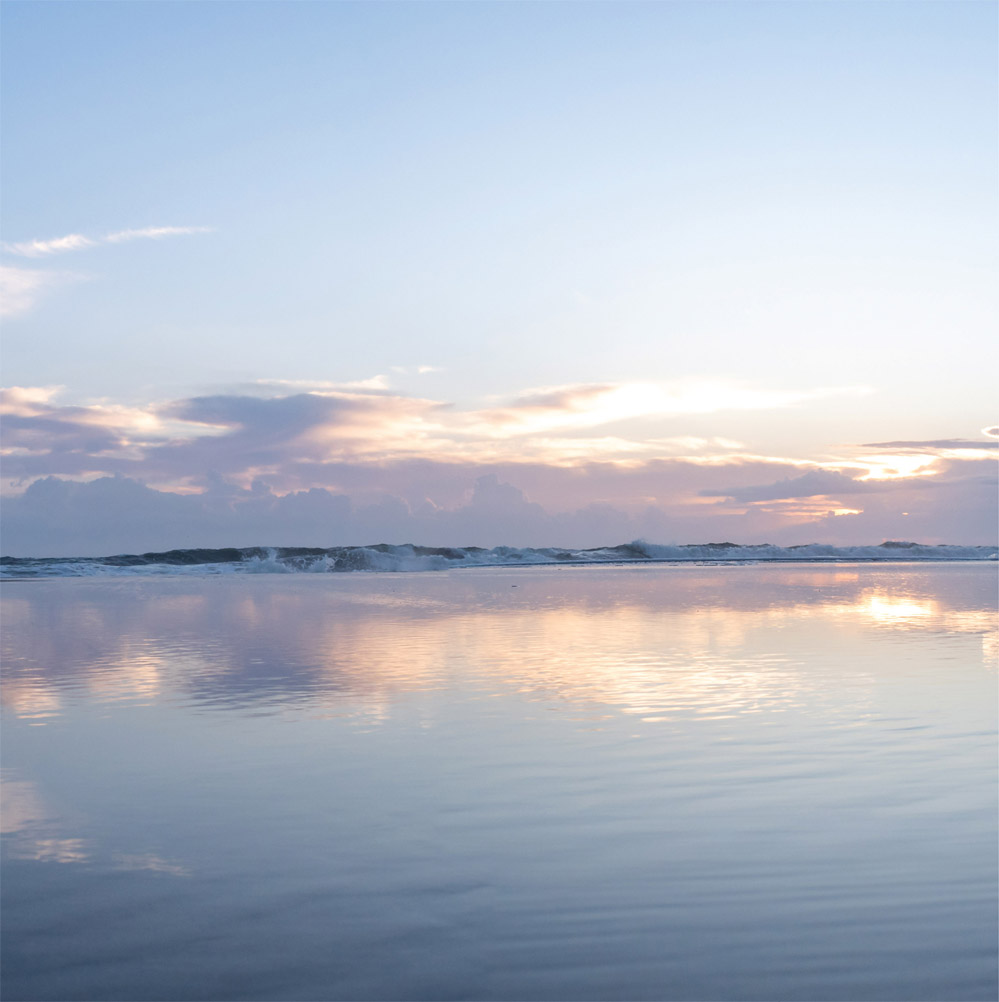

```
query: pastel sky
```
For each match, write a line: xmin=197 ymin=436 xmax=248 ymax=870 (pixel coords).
xmin=1 ymin=1 xmax=996 ymax=555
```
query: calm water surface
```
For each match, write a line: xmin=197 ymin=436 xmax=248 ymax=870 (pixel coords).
xmin=2 ymin=563 xmax=996 ymax=1001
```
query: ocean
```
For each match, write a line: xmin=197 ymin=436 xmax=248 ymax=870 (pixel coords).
xmin=1 ymin=559 xmax=996 ymax=1001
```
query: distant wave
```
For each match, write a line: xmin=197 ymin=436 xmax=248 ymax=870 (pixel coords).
xmin=1 ymin=541 xmax=996 ymax=578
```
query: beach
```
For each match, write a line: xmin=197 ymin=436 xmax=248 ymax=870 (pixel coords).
xmin=2 ymin=562 xmax=996 ymax=1001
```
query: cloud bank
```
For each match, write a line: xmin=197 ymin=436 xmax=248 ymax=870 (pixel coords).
xmin=2 ymin=382 xmax=995 ymax=555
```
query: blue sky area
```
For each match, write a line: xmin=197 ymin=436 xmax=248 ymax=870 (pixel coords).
xmin=1 ymin=1 xmax=996 ymax=554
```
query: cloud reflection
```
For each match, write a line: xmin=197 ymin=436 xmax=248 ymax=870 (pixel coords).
xmin=2 ymin=566 xmax=994 ymax=729
xmin=0 ymin=771 xmax=190 ymax=875
xmin=1 ymin=772 xmax=92 ymax=864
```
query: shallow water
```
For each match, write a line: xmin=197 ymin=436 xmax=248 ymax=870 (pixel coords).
xmin=2 ymin=563 xmax=996 ymax=1001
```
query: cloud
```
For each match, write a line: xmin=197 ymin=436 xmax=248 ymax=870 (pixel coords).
xmin=4 ymin=463 xmax=996 ymax=558
xmin=0 ymin=387 xmax=211 ymax=480
xmin=103 ymin=226 xmax=212 ymax=245
xmin=3 ymin=384 xmax=995 ymax=553
xmin=1 ymin=382 xmax=859 ymax=493
xmin=390 ymin=365 xmax=440 ymax=376
xmin=0 ymin=386 xmax=64 ymax=414
xmin=0 ymin=387 xmax=461 ymax=493
xmin=1 ymin=225 xmax=212 ymax=315
xmin=2 ymin=378 xmax=871 ymax=481
xmin=1 ymin=386 xmax=170 ymax=439
xmin=861 ymin=438 xmax=999 ymax=451
xmin=2 ymin=234 xmax=95 ymax=258
xmin=701 ymin=469 xmax=884 ymax=503
xmin=254 ymin=375 xmax=391 ymax=392
xmin=0 ymin=384 xmax=951 ymax=494
xmin=845 ymin=435 xmax=999 ymax=480
xmin=467 ymin=381 xmax=870 ymax=439
xmin=0 ymin=267 xmax=78 ymax=317
xmin=3 ymin=225 xmax=212 ymax=258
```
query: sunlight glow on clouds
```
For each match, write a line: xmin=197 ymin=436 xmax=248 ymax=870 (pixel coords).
xmin=0 ymin=385 xmax=64 ymax=414
xmin=2 ymin=381 xmax=995 ymax=552
xmin=854 ymin=454 xmax=942 ymax=481
xmin=4 ymin=383 xmax=991 ymax=485
xmin=468 ymin=382 xmax=871 ymax=439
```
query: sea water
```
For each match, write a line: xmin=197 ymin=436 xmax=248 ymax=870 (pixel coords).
xmin=1 ymin=562 xmax=996 ymax=1001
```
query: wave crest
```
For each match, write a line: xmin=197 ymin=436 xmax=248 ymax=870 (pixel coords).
xmin=2 ymin=541 xmax=996 ymax=578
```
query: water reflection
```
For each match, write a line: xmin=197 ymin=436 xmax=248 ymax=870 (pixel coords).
xmin=1 ymin=564 xmax=994 ymax=726
xmin=2 ymin=771 xmax=191 ymax=876
xmin=1 ymin=770 xmax=93 ymax=865
xmin=2 ymin=564 xmax=995 ymax=1002
xmin=862 ymin=593 xmax=935 ymax=621
xmin=1 ymin=679 xmax=62 ymax=722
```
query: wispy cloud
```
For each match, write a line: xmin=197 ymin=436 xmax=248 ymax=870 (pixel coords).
xmin=390 ymin=365 xmax=440 ymax=376
xmin=1 ymin=225 xmax=212 ymax=315
xmin=861 ymin=438 xmax=998 ymax=451
xmin=3 ymin=225 xmax=212 ymax=258
xmin=2 ymin=234 xmax=95 ymax=258
xmin=103 ymin=226 xmax=212 ymax=245
xmin=254 ymin=375 xmax=391 ymax=392
xmin=0 ymin=267 xmax=79 ymax=317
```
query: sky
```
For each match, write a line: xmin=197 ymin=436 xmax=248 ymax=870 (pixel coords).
xmin=1 ymin=0 xmax=996 ymax=556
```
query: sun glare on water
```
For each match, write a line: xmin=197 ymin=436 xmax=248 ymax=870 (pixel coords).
xmin=863 ymin=594 xmax=935 ymax=622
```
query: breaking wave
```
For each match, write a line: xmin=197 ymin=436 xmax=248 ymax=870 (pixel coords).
xmin=2 ymin=541 xmax=996 ymax=578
